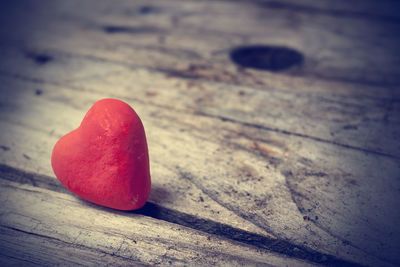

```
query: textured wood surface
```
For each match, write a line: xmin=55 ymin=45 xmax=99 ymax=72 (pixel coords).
xmin=1 ymin=177 xmax=321 ymax=267
xmin=0 ymin=0 xmax=399 ymax=266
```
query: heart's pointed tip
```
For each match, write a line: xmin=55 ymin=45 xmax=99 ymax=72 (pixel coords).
xmin=90 ymin=195 xmax=150 ymax=211
xmin=113 ymin=198 xmax=150 ymax=211
xmin=51 ymin=98 xmax=151 ymax=211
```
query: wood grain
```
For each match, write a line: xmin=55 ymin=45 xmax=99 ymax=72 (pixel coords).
xmin=1 ymin=0 xmax=399 ymax=157
xmin=0 ymin=178 xmax=319 ymax=266
xmin=1 ymin=72 xmax=399 ymax=266
xmin=1 ymin=0 xmax=399 ymax=86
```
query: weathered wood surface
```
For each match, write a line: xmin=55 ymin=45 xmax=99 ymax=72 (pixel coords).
xmin=1 ymin=178 xmax=318 ymax=266
xmin=1 ymin=0 xmax=400 ymax=157
xmin=0 ymin=0 xmax=399 ymax=266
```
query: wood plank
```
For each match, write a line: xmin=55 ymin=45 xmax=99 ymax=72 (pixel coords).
xmin=0 ymin=75 xmax=399 ymax=266
xmin=0 ymin=226 xmax=146 ymax=267
xmin=255 ymin=0 xmax=400 ymax=21
xmin=0 ymin=179 xmax=319 ymax=266
xmin=1 ymin=44 xmax=399 ymax=158
xmin=0 ymin=0 xmax=399 ymax=266
xmin=1 ymin=0 xmax=400 ymax=86
xmin=0 ymin=164 xmax=355 ymax=267
xmin=67 ymin=68 xmax=400 ymax=158
xmin=0 ymin=0 xmax=399 ymax=157
xmin=0 ymin=72 xmax=275 ymax=236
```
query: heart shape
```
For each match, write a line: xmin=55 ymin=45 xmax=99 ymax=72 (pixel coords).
xmin=51 ymin=99 xmax=151 ymax=210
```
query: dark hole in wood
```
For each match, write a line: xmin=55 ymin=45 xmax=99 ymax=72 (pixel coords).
xmin=0 ymin=145 xmax=10 ymax=151
xmin=35 ymin=89 xmax=42 ymax=96
xmin=138 ymin=5 xmax=158 ymax=15
xmin=230 ymin=45 xmax=304 ymax=72
xmin=25 ymin=52 xmax=53 ymax=65
xmin=102 ymin=25 xmax=159 ymax=34
xmin=103 ymin=25 xmax=135 ymax=34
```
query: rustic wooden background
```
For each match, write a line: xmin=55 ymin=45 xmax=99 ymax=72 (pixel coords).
xmin=0 ymin=0 xmax=399 ymax=266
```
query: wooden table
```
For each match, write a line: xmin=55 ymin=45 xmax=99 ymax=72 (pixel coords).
xmin=0 ymin=0 xmax=399 ymax=266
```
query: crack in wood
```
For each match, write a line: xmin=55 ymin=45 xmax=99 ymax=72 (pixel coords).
xmin=282 ymin=168 xmax=355 ymax=247
xmin=102 ymin=25 xmax=163 ymax=35
xmin=259 ymin=1 xmax=400 ymax=24
xmin=207 ymin=0 xmax=400 ymax=24
xmin=194 ymin=111 xmax=400 ymax=159
xmin=280 ymin=162 xmax=400 ymax=266
xmin=0 ymin=225 xmax=141 ymax=264
xmin=173 ymin=169 xmax=362 ymax=266
xmin=0 ymin=253 xmax=39 ymax=266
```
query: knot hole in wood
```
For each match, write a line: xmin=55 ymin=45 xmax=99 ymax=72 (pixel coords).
xmin=230 ymin=45 xmax=304 ymax=72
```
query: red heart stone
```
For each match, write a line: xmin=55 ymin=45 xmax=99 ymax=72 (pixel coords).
xmin=51 ymin=99 xmax=151 ymax=210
